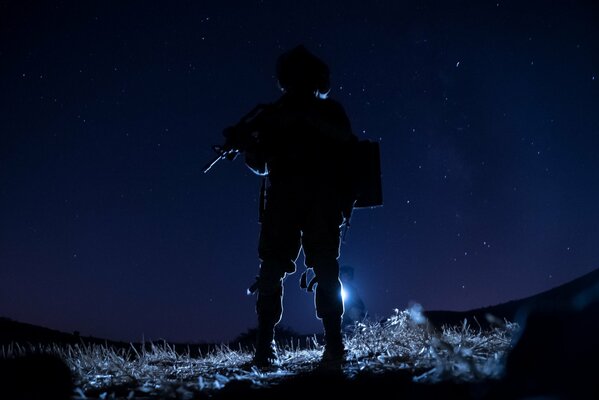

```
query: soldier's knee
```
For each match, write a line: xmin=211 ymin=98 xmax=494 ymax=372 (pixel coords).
xmin=305 ymin=251 xmax=339 ymax=270
xmin=258 ymin=266 xmax=285 ymax=296
xmin=260 ymin=257 xmax=295 ymax=276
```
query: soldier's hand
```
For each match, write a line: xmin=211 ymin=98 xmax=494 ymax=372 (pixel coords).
xmin=222 ymin=126 xmax=242 ymax=152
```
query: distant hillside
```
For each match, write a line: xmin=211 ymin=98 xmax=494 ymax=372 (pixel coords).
xmin=0 ymin=317 xmax=212 ymax=354
xmin=2 ymin=268 xmax=597 ymax=349
xmin=424 ymin=267 xmax=599 ymax=328
xmin=0 ymin=317 xmax=130 ymax=349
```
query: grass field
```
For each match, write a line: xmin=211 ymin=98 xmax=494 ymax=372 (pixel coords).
xmin=2 ymin=306 xmax=518 ymax=399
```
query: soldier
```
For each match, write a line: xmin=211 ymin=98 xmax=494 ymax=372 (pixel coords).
xmin=221 ymin=45 xmax=358 ymax=367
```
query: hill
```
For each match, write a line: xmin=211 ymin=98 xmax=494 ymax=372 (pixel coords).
xmin=2 ymin=267 xmax=597 ymax=347
xmin=424 ymin=267 xmax=599 ymax=328
xmin=1 ymin=268 xmax=598 ymax=399
xmin=0 ymin=317 xmax=213 ymax=355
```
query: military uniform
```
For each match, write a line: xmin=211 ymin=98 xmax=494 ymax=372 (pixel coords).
xmin=243 ymin=91 xmax=356 ymax=363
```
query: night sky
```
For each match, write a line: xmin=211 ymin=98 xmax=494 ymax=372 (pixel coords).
xmin=1 ymin=0 xmax=598 ymax=343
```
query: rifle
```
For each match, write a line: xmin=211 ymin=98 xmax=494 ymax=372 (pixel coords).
xmin=203 ymin=102 xmax=275 ymax=174
xmin=202 ymin=144 xmax=238 ymax=174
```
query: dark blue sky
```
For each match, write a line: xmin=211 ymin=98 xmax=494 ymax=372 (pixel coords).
xmin=1 ymin=0 xmax=598 ymax=343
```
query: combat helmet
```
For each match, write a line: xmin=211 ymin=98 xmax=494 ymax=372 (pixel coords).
xmin=276 ymin=45 xmax=331 ymax=98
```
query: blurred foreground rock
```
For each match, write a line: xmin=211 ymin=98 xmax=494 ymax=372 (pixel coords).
xmin=0 ymin=353 xmax=73 ymax=400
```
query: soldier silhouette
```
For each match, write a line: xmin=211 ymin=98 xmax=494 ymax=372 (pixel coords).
xmin=219 ymin=45 xmax=358 ymax=366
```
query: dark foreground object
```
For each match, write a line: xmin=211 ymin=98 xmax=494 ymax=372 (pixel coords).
xmin=209 ymin=360 xmax=597 ymax=400
xmin=501 ymin=301 xmax=599 ymax=399
xmin=211 ymin=369 xmax=479 ymax=400
xmin=0 ymin=353 xmax=73 ymax=400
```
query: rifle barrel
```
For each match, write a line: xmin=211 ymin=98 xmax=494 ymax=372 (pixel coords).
xmin=203 ymin=153 xmax=224 ymax=174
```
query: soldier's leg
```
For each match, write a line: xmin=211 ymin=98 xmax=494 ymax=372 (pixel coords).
xmin=302 ymin=208 xmax=345 ymax=358
xmin=254 ymin=199 xmax=301 ymax=364
xmin=255 ymin=264 xmax=285 ymax=342
xmin=312 ymin=258 xmax=345 ymax=357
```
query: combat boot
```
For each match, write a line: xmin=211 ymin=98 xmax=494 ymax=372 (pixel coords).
xmin=321 ymin=316 xmax=346 ymax=364
xmin=253 ymin=279 xmax=283 ymax=368
xmin=253 ymin=326 xmax=279 ymax=367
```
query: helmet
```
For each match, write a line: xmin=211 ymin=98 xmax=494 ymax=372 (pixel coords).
xmin=276 ymin=45 xmax=331 ymax=97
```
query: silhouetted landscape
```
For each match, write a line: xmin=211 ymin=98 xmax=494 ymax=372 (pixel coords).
xmin=424 ymin=266 xmax=599 ymax=328
xmin=1 ymin=268 xmax=597 ymax=399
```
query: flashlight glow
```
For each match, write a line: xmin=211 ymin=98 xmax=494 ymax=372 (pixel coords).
xmin=341 ymin=287 xmax=348 ymax=302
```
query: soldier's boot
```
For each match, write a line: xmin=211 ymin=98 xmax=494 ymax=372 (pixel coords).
xmin=253 ymin=324 xmax=278 ymax=367
xmin=253 ymin=290 xmax=283 ymax=367
xmin=321 ymin=316 xmax=346 ymax=363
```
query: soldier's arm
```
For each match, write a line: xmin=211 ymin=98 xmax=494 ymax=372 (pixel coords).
xmin=245 ymin=149 xmax=268 ymax=175
xmin=242 ymin=104 xmax=277 ymax=176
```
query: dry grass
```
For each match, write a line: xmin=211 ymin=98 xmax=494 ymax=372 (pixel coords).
xmin=1 ymin=306 xmax=518 ymax=399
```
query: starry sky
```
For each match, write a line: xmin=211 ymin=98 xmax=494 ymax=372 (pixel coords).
xmin=1 ymin=0 xmax=598 ymax=343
